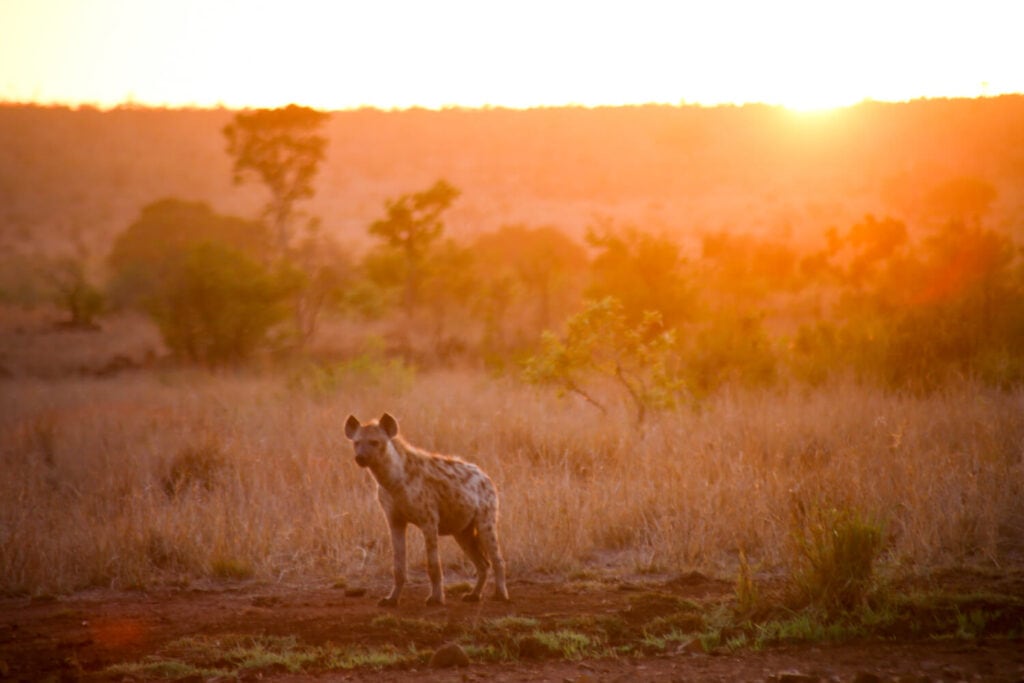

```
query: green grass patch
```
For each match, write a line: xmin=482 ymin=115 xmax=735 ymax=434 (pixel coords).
xmin=104 ymin=634 xmax=422 ymax=678
xmin=105 ymin=658 xmax=228 ymax=680
xmin=103 ymin=580 xmax=1024 ymax=678
xmin=369 ymin=614 xmax=444 ymax=639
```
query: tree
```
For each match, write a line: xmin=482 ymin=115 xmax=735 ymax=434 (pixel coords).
xmin=223 ymin=104 xmax=328 ymax=253
xmin=925 ymin=176 xmax=997 ymax=228
xmin=471 ymin=224 xmax=587 ymax=335
xmin=524 ymin=297 xmax=683 ymax=424
xmin=367 ymin=179 xmax=461 ymax=314
xmin=47 ymin=256 xmax=104 ymax=329
xmin=108 ymin=199 xmax=294 ymax=365
xmin=586 ymin=222 xmax=694 ymax=325
xmin=289 ymin=220 xmax=353 ymax=341
xmin=148 ymin=243 xmax=298 ymax=366
xmin=107 ymin=198 xmax=271 ymax=309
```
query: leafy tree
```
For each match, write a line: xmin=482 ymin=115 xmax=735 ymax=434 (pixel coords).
xmin=471 ymin=224 xmax=587 ymax=335
xmin=685 ymin=313 xmax=778 ymax=397
xmin=367 ymin=179 xmax=461 ymax=314
xmin=881 ymin=220 xmax=1021 ymax=388
xmin=700 ymin=230 xmax=800 ymax=301
xmin=809 ymin=213 xmax=1024 ymax=389
xmin=586 ymin=222 xmax=694 ymax=325
xmin=223 ymin=104 xmax=328 ymax=253
xmin=841 ymin=214 xmax=908 ymax=287
xmin=47 ymin=256 xmax=105 ymax=329
xmin=107 ymin=198 xmax=271 ymax=309
xmin=925 ymin=176 xmax=997 ymax=227
xmin=148 ymin=242 xmax=298 ymax=366
xmin=524 ymin=297 xmax=682 ymax=424
xmin=420 ymin=238 xmax=477 ymax=350
xmin=108 ymin=199 xmax=293 ymax=365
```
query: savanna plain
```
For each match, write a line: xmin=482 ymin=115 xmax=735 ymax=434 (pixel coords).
xmin=1 ymin=99 xmax=1024 ymax=681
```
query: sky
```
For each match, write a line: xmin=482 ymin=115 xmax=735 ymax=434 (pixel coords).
xmin=1 ymin=0 xmax=1022 ymax=112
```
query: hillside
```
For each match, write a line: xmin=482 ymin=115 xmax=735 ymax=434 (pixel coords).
xmin=2 ymin=97 xmax=1023 ymax=264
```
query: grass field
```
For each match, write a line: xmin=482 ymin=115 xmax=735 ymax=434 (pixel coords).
xmin=2 ymin=353 xmax=1021 ymax=597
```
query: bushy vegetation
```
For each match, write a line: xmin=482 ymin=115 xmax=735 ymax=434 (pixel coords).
xmin=106 ymin=199 xmax=296 ymax=365
xmin=787 ymin=501 xmax=885 ymax=613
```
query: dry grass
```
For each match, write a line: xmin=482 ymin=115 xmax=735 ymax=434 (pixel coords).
xmin=1 ymin=369 xmax=1022 ymax=595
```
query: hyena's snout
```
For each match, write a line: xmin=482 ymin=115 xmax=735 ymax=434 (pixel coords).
xmin=353 ymin=441 xmax=380 ymax=467
xmin=353 ymin=446 xmax=373 ymax=467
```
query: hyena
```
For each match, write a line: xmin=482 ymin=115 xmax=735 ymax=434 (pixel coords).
xmin=344 ymin=413 xmax=510 ymax=606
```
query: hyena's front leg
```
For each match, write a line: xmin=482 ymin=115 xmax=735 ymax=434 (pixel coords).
xmin=380 ymin=522 xmax=406 ymax=607
xmin=422 ymin=524 xmax=445 ymax=605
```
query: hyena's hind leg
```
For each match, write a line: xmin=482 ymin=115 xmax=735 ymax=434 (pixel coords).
xmin=477 ymin=518 xmax=510 ymax=602
xmin=454 ymin=527 xmax=490 ymax=602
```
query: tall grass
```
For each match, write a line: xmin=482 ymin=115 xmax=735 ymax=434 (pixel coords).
xmin=1 ymin=370 xmax=1021 ymax=595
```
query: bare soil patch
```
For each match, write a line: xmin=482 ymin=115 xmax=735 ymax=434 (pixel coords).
xmin=3 ymin=571 xmax=1023 ymax=682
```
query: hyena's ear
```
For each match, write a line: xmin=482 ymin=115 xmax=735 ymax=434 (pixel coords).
xmin=344 ymin=415 xmax=361 ymax=440
xmin=379 ymin=413 xmax=399 ymax=438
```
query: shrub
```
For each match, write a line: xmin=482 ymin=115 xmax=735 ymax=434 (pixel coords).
xmin=787 ymin=500 xmax=884 ymax=613
xmin=685 ymin=314 xmax=777 ymax=397
xmin=107 ymin=199 xmax=296 ymax=365
xmin=148 ymin=243 xmax=298 ymax=365
xmin=524 ymin=296 xmax=683 ymax=423
xmin=107 ymin=198 xmax=271 ymax=310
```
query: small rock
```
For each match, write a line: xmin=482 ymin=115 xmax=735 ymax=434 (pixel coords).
xmin=344 ymin=587 xmax=367 ymax=598
xmin=429 ymin=642 xmax=469 ymax=668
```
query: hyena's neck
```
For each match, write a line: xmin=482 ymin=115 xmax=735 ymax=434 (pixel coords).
xmin=369 ymin=439 xmax=411 ymax=492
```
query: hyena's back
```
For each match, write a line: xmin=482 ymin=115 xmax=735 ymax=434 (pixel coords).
xmin=408 ymin=454 xmax=499 ymax=535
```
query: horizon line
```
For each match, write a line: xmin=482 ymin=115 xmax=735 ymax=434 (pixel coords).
xmin=2 ymin=93 xmax=1022 ymax=115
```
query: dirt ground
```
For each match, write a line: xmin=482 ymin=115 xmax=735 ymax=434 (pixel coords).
xmin=3 ymin=573 xmax=1023 ymax=682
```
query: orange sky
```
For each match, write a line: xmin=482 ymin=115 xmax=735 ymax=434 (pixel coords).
xmin=1 ymin=0 xmax=1022 ymax=111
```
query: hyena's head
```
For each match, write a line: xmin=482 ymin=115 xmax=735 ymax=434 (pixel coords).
xmin=344 ymin=413 xmax=399 ymax=468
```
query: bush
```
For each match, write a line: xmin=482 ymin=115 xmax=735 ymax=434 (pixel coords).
xmin=108 ymin=198 xmax=271 ymax=310
xmin=685 ymin=314 xmax=777 ymax=397
xmin=149 ymin=242 xmax=298 ymax=365
xmin=787 ymin=500 xmax=885 ymax=613
xmin=107 ymin=199 xmax=296 ymax=365
xmin=524 ymin=297 xmax=683 ymax=423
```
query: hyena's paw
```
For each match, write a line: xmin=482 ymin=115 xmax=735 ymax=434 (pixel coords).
xmin=424 ymin=594 xmax=445 ymax=606
xmin=493 ymin=590 xmax=511 ymax=603
xmin=378 ymin=596 xmax=399 ymax=607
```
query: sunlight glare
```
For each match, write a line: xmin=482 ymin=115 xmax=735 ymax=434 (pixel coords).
xmin=0 ymin=0 xmax=1020 ymax=110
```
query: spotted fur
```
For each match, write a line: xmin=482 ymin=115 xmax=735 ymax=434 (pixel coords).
xmin=344 ymin=413 xmax=510 ymax=606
